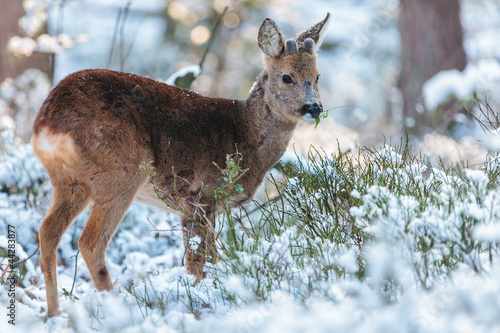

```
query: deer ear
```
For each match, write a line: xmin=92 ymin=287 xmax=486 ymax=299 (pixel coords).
xmin=295 ymin=13 xmax=331 ymax=51
xmin=258 ymin=18 xmax=285 ymax=57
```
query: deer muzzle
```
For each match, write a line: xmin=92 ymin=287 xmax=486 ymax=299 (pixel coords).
xmin=300 ymin=103 xmax=323 ymax=119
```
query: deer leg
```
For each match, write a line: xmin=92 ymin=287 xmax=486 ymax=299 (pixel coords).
xmin=78 ymin=166 xmax=145 ymax=291
xmin=78 ymin=191 xmax=137 ymax=291
xmin=182 ymin=216 xmax=216 ymax=284
xmin=39 ymin=181 xmax=91 ymax=317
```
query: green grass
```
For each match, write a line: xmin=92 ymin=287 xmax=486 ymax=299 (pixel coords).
xmin=3 ymin=129 xmax=500 ymax=323
xmin=206 ymin=137 xmax=500 ymax=305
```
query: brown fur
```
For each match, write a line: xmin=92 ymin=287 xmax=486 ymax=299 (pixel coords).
xmin=32 ymin=14 xmax=330 ymax=317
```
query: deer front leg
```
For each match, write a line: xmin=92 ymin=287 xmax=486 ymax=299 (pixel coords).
xmin=181 ymin=216 xmax=217 ymax=284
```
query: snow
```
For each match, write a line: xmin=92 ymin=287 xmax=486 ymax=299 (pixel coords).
xmin=2 ymin=134 xmax=500 ymax=331
xmin=0 ymin=139 xmax=47 ymax=189
xmin=423 ymin=69 xmax=474 ymax=110
xmin=474 ymin=223 xmax=500 ymax=241
xmin=0 ymin=68 xmax=51 ymax=142
xmin=165 ymin=65 xmax=201 ymax=86
xmin=337 ymin=249 xmax=358 ymax=274
xmin=7 ymin=37 xmax=37 ymax=57
xmin=423 ymin=60 xmax=500 ymax=110
xmin=36 ymin=33 xmax=74 ymax=53
xmin=188 ymin=235 xmax=201 ymax=251
xmin=19 ymin=0 xmax=48 ymax=37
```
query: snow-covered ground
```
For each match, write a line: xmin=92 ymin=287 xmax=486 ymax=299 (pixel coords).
xmin=2 ymin=133 xmax=500 ymax=332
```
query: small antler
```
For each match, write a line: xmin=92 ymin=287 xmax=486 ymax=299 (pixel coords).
xmin=302 ymin=38 xmax=315 ymax=55
xmin=285 ymin=39 xmax=298 ymax=56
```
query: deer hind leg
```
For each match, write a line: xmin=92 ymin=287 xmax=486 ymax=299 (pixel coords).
xmin=39 ymin=180 xmax=91 ymax=317
xmin=182 ymin=215 xmax=217 ymax=284
xmin=78 ymin=173 xmax=144 ymax=291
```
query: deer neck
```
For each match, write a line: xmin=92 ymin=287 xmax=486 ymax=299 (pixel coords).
xmin=239 ymin=72 xmax=298 ymax=172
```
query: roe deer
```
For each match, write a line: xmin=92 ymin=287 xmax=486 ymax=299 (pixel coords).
xmin=32 ymin=13 xmax=330 ymax=317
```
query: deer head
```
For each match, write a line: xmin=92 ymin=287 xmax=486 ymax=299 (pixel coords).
xmin=257 ymin=13 xmax=330 ymax=124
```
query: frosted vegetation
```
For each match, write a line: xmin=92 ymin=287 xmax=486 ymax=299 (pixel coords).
xmin=2 ymin=131 xmax=500 ymax=332
xmin=1 ymin=0 xmax=500 ymax=332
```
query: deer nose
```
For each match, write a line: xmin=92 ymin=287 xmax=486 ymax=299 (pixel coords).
xmin=306 ymin=103 xmax=323 ymax=118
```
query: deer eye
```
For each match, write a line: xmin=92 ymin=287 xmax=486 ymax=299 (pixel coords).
xmin=282 ymin=75 xmax=293 ymax=84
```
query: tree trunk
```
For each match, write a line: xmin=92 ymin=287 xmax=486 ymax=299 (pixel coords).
xmin=398 ymin=0 xmax=466 ymax=134
xmin=0 ymin=0 xmax=51 ymax=82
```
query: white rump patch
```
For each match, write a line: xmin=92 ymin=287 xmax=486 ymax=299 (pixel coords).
xmin=32 ymin=128 xmax=78 ymax=163
xmin=35 ymin=129 xmax=56 ymax=154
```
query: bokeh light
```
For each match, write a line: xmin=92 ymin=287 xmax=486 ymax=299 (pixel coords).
xmin=214 ymin=0 xmax=231 ymax=13
xmin=167 ymin=1 xmax=187 ymax=20
xmin=223 ymin=13 xmax=240 ymax=29
xmin=190 ymin=25 xmax=210 ymax=45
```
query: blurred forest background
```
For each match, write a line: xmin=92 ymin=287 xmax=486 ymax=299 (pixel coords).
xmin=1 ymin=0 xmax=499 ymax=164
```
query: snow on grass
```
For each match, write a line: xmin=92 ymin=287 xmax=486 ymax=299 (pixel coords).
xmin=165 ymin=65 xmax=201 ymax=87
xmin=2 ymin=140 xmax=500 ymax=332
xmin=422 ymin=60 xmax=500 ymax=110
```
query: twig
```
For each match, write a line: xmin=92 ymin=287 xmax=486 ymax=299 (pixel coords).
xmin=243 ymin=194 xmax=284 ymax=219
xmin=106 ymin=0 xmax=134 ymax=70
xmin=12 ymin=245 xmax=39 ymax=266
xmin=198 ymin=7 xmax=228 ymax=72
xmin=146 ymin=217 xmax=181 ymax=233
xmin=0 ymin=260 xmax=10 ymax=280
xmin=69 ymin=250 xmax=79 ymax=295
xmin=107 ymin=8 xmax=122 ymax=68
xmin=125 ymin=15 xmax=149 ymax=64
xmin=467 ymin=97 xmax=499 ymax=133
xmin=233 ymin=209 xmax=250 ymax=238
xmin=119 ymin=0 xmax=133 ymax=71
xmin=269 ymin=173 xmax=286 ymax=227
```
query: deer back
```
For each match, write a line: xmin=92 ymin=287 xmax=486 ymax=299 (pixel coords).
xmin=34 ymin=70 xmax=248 ymax=197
